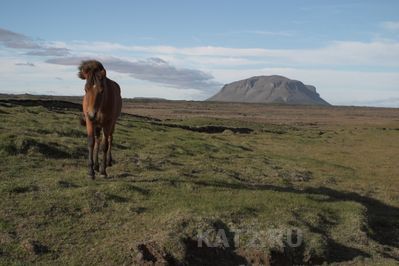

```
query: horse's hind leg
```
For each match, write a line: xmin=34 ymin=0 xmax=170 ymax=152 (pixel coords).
xmin=93 ymin=127 xmax=101 ymax=172
xmin=107 ymin=123 xmax=116 ymax=167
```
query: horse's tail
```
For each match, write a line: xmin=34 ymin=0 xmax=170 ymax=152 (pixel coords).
xmin=80 ymin=115 xmax=86 ymax=126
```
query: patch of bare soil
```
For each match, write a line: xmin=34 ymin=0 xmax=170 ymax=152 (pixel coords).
xmin=134 ymin=241 xmax=175 ymax=265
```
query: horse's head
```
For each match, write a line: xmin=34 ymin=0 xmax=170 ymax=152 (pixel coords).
xmin=78 ymin=60 xmax=107 ymax=121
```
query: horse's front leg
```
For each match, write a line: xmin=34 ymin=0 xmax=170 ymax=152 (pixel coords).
xmin=87 ymin=134 xmax=95 ymax=179
xmin=106 ymin=134 xmax=113 ymax=167
xmin=99 ymin=128 xmax=110 ymax=178
xmin=85 ymin=120 xmax=96 ymax=179
xmin=93 ymin=127 xmax=101 ymax=172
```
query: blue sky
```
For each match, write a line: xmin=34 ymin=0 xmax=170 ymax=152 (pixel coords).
xmin=1 ymin=0 xmax=399 ymax=106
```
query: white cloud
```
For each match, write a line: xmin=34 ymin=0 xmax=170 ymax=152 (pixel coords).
xmin=382 ymin=21 xmax=399 ymax=31
xmin=118 ymin=80 xmax=206 ymax=100
xmin=0 ymin=58 xmax=205 ymax=99
xmin=243 ymin=30 xmax=294 ymax=37
xmin=0 ymin=28 xmax=41 ymax=49
xmin=46 ymin=56 xmax=221 ymax=92
xmin=0 ymin=58 xmax=82 ymax=95
xmin=15 ymin=62 xmax=35 ymax=67
xmin=0 ymin=27 xmax=70 ymax=56
xmin=56 ymin=40 xmax=399 ymax=68
xmin=213 ymin=30 xmax=294 ymax=38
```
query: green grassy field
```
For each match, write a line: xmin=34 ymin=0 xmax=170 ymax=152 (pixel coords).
xmin=0 ymin=98 xmax=398 ymax=265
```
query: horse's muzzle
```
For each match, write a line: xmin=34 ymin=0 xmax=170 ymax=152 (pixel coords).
xmin=88 ymin=111 xmax=97 ymax=121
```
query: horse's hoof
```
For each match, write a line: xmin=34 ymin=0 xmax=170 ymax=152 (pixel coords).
xmin=87 ymin=174 xmax=95 ymax=180
xmin=88 ymin=169 xmax=95 ymax=180
xmin=107 ymin=157 xmax=114 ymax=167
xmin=99 ymin=167 xmax=107 ymax=178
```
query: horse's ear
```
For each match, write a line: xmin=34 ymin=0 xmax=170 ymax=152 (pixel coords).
xmin=78 ymin=70 xmax=88 ymax=80
xmin=100 ymin=69 xmax=106 ymax=77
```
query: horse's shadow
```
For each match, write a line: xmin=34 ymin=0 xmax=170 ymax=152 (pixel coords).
xmin=194 ymin=180 xmax=399 ymax=248
xmin=130 ymin=177 xmax=399 ymax=262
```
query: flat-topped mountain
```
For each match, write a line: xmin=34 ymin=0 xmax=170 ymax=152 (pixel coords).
xmin=208 ymin=75 xmax=330 ymax=105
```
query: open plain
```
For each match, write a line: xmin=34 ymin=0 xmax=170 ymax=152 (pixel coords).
xmin=0 ymin=96 xmax=398 ymax=265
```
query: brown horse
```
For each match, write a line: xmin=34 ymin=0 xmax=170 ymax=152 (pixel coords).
xmin=79 ymin=60 xmax=122 ymax=179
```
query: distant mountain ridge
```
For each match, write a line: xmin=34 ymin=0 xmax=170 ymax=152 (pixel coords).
xmin=208 ymin=75 xmax=330 ymax=105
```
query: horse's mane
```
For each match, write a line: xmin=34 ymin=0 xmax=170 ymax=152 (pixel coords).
xmin=78 ymin=60 xmax=106 ymax=80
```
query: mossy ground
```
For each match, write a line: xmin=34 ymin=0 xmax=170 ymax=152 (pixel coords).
xmin=0 ymin=99 xmax=398 ymax=265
